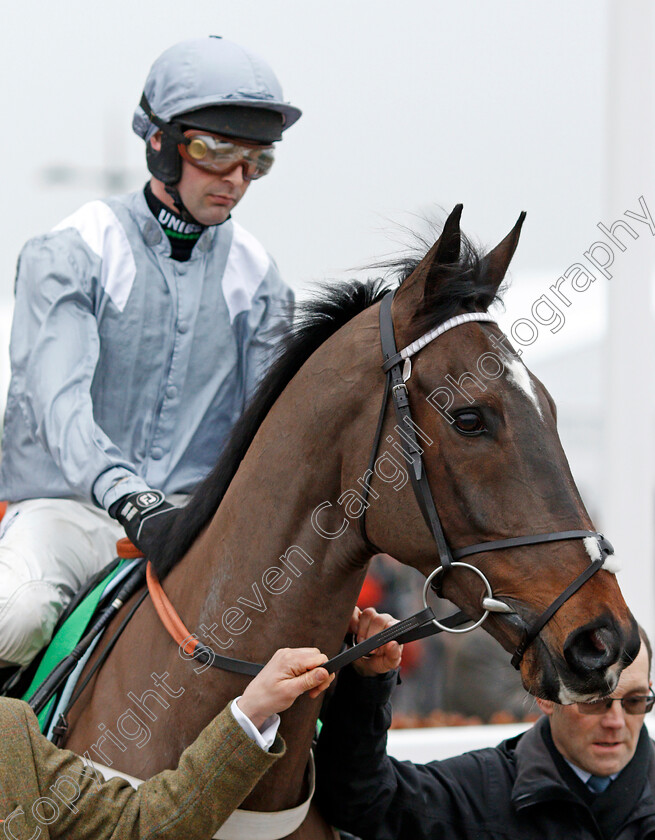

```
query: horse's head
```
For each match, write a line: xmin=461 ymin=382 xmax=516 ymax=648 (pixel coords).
xmin=361 ymin=205 xmax=639 ymax=703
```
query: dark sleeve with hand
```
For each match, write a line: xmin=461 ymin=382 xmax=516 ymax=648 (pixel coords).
xmin=315 ymin=665 xmax=493 ymax=840
xmin=109 ymin=490 xmax=178 ymax=555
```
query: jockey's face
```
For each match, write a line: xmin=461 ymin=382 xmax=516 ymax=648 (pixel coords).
xmin=174 ymin=154 xmax=251 ymax=226
xmin=149 ymin=131 xmax=252 ymax=226
xmin=537 ymin=642 xmax=651 ymax=777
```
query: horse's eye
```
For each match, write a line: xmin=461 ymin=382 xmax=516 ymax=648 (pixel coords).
xmin=453 ymin=411 xmax=486 ymax=436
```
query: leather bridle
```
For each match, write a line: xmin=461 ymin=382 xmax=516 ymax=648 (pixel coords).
xmin=360 ymin=289 xmax=613 ymax=669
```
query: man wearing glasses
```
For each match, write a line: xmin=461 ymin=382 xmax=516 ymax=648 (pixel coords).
xmin=0 ymin=36 xmax=298 ymax=670
xmin=316 ymin=609 xmax=655 ymax=840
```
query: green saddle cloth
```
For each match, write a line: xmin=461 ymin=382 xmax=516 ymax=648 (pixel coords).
xmin=23 ymin=559 xmax=131 ymax=731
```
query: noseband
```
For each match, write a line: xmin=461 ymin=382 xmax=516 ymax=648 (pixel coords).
xmin=360 ymin=290 xmax=612 ymax=669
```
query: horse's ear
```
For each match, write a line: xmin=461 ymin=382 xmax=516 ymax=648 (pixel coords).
xmin=427 ymin=203 xmax=463 ymax=269
xmin=479 ymin=211 xmax=526 ymax=298
xmin=396 ymin=204 xmax=464 ymax=306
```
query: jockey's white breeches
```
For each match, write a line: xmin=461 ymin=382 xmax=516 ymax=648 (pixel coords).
xmin=0 ymin=498 xmax=125 ymax=667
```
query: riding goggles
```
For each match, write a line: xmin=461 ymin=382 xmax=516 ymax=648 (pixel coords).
xmin=178 ymin=130 xmax=274 ymax=180
xmin=576 ymin=688 xmax=655 ymax=715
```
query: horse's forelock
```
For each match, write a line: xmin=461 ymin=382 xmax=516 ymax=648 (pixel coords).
xmin=405 ymin=233 xmax=507 ymax=340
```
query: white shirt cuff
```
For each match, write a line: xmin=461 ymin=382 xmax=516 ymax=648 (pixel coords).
xmin=231 ymin=697 xmax=280 ymax=751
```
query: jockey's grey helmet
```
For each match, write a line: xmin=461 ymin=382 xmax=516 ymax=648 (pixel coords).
xmin=133 ymin=35 xmax=301 ymax=186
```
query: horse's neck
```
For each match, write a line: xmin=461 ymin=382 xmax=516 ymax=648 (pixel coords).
xmin=170 ymin=317 xmax=379 ymax=670
xmin=157 ymin=368 xmax=373 ymax=807
xmin=174 ymin=491 xmax=368 ymax=662
xmin=173 ymin=372 xmax=370 ymax=634
xmin=158 ymin=514 xmax=366 ymax=811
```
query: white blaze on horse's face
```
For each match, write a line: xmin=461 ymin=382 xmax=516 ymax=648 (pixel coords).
xmin=505 ymin=357 xmax=543 ymax=419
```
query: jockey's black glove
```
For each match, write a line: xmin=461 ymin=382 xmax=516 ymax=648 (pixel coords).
xmin=109 ymin=490 xmax=177 ymax=556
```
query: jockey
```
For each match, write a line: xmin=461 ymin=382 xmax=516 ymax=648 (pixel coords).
xmin=0 ymin=36 xmax=300 ymax=669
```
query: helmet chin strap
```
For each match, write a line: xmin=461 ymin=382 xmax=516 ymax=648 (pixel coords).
xmin=163 ymin=183 xmax=204 ymax=226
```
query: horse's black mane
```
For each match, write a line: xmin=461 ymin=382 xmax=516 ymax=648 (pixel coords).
xmin=152 ymin=230 xmax=498 ymax=578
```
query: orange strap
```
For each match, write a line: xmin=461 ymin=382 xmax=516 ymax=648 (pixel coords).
xmin=116 ymin=536 xmax=199 ymax=657
xmin=139 ymin=543 xmax=441 ymax=683
xmin=146 ymin=560 xmax=199 ymax=656
xmin=116 ymin=537 xmax=145 ymax=559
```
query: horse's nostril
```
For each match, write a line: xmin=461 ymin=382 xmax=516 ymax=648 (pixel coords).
xmin=564 ymin=623 xmax=620 ymax=676
xmin=589 ymin=629 xmax=608 ymax=654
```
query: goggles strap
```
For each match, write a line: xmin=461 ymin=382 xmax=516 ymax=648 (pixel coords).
xmin=140 ymin=93 xmax=189 ymax=146
xmin=140 ymin=95 xmax=206 ymax=225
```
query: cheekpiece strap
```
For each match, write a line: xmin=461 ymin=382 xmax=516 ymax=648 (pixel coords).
xmin=378 ymin=291 xmax=453 ymax=572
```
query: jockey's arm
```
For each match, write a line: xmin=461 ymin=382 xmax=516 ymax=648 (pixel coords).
xmin=10 ymin=234 xmax=149 ymax=506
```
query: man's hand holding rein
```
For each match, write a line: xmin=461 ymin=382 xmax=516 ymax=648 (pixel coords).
xmin=237 ymin=648 xmax=334 ymax=730
xmin=349 ymin=606 xmax=403 ymax=678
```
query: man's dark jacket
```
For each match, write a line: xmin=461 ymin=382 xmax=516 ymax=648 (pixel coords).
xmin=315 ymin=666 xmax=655 ymax=840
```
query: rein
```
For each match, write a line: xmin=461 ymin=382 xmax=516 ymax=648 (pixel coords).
xmin=145 ymin=561 xmax=471 ymax=676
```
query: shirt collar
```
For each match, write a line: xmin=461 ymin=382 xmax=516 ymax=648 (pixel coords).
xmin=563 ymin=758 xmax=619 ymax=785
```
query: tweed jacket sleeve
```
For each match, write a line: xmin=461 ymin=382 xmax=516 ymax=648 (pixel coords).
xmin=0 ymin=698 xmax=284 ymax=840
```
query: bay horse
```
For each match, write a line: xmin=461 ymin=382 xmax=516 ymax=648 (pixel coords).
xmin=65 ymin=206 xmax=638 ymax=839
